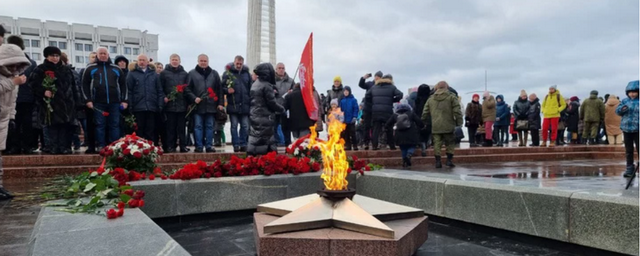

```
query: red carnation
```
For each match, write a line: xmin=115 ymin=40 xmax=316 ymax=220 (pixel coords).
xmin=117 ymin=208 xmax=124 ymax=217
xmin=148 ymin=174 xmax=155 ymax=180
xmin=106 ymin=209 xmax=118 ymax=219
xmin=138 ymin=199 xmax=145 ymax=207
xmin=204 ymin=173 xmax=211 ymax=178
xmin=96 ymin=167 xmax=105 ymax=175
xmin=133 ymin=190 xmax=145 ymax=200
xmin=133 ymin=151 xmax=142 ymax=158
xmin=213 ymin=172 xmax=222 ymax=178
xmin=128 ymin=199 xmax=139 ymax=208
xmin=225 ymin=64 xmax=232 ymax=71
xmin=117 ymin=201 xmax=125 ymax=209
xmin=44 ymin=71 xmax=55 ymax=79
xmin=176 ymin=84 xmax=186 ymax=93
xmin=161 ymin=175 xmax=167 ymax=180
xmin=143 ymin=149 xmax=150 ymax=155
xmin=120 ymin=143 xmax=127 ymax=149
xmin=123 ymin=148 xmax=131 ymax=155
xmin=102 ymin=112 xmax=109 ymax=117
xmin=123 ymin=189 xmax=134 ymax=197
xmin=133 ymin=123 xmax=138 ymax=131
xmin=365 ymin=165 xmax=371 ymax=171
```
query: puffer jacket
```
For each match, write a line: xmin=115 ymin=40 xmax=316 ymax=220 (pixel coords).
xmin=565 ymin=100 xmax=580 ymax=132
xmin=0 ymin=44 xmax=31 ymax=150
xmin=274 ymin=72 xmax=294 ymax=107
xmin=127 ymin=65 xmax=164 ymax=113
xmin=495 ymin=95 xmax=510 ymax=126
xmin=247 ymin=63 xmax=285 ymax=155
xmin=364 ymin=78 xmax=403 ymax=123
xmin=604 ymin=96 xmax=622 ymax=136
xmin=160 ymin=64 xmax=189 ymax=113
xmin=422 ymin=88 xmax=462 ymax=134
xmin=222 ymin=63 xmax=252 ymax=115
xmin=81 ymin=59 xmax=128 ymax=104
xmin=340 ymin=87 xmax=359 ymax=124
xmin=513 ymin=97 xmax=530 ymax=121
xmin=465 ymin=101 xmax=482 ymax=127
xmin=16 ymin=53 xmax=37 ymax=103
xmin=186 ymin=66 xmax=223 ymax=115
xmin=616 ymin=80 xmax=639 ymax=133
xmin=580 ymin=94 xmax=605 ymax=122
xmin=386 ymin=103 xmax=424 ymax=146
xmin=528 ymin=98 xmax=542 ymax=130
xmin=542 ymin=90 xmax=567 ymax=118
xmin=482 ymin=95 xmax=496 ymax=122
xmin=31 ymin=60 xmax=82 ymax=125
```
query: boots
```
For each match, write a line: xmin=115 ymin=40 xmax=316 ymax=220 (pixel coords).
xmin=406 ymin=153 xmax=413 ymax=168
xmin=446 ymin=153 xmax=455 ymax=167
xmin=402 ymin=157 xmax=408 ymax=168
xmin=523 ymin=133 xmax=529 ymax=147
xmin=214 ymin=131 xmax=222 ymax=147
xmin=518 ymin=135 xmax=524 ymax=147
xmin=623 ymin=165 xmax=636 ymax=178
xmin=540 ymin=141 xmax=547 ymax=147
xmin=435 ymin=156 xmax=442 ymax=168
xmin=0 ymin=187 xmax=14 ymax=201
xmin=482 ymin=139 xmax=493 ymax=147
xmin=549 ymin=141 xmax=556 ymax=147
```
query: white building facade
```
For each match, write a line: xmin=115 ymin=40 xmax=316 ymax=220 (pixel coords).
xmin=0 ymin=16 xmax=158 ymax=68
xmin=246 ymin=0 xmax=276 ymax=70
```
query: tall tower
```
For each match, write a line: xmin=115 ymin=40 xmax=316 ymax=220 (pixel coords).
xmin=247 ymin=0 xmax=276 ymax=71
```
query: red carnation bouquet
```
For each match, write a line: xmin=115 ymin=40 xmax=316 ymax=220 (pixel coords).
xmin=100 ymin=133 xmax=163 ymax=173
xmin=186 ymin=87 xmax=218 ymax=118
xmin=166 ymin=84 xmax=187 ymax=102
xmin=42 ymin=70 xmax=58 ymax=125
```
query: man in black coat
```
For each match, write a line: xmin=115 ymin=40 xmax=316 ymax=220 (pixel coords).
xmin=414 ymin=84 xmax=431 ymax=155
xmin=358 ymin=71 xmax=383 ymax=149
xmin=364 ymin=74 xmax=403 ymax=150
xmin=247 ymin=63 xmax=284 ymax=156
xmin=186 ymin=54 xmax=223 ymax=153
xmin=222 ymin=55 xmax=252 ymax=152
xmin=127 ymin=54 xmax=164 ymax=143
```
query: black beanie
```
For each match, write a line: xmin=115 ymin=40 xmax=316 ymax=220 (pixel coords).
xmin=374 ymin=71 xmax=383 ymax=78
xmin=590 ymin=90 xmax=598 ymax=96
xmin=43 ymin=46 xmax=61 ymax=57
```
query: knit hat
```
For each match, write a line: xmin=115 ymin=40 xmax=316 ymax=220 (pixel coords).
xmin=472 ymin=94 xmax=479 ymax=99
xmin=549 ymin=85 xmax=557 ymax=90
xmin=435 ymin=81 xmax=449 ymax=90
xmin=333 ymin=76 xmax=342 ymax=83
xmin=590 ymin=90 xmax=598 ymax=96
xmin=520 ymin=90 xmax=527 ymax=97
xmin=374 ymin=71 xmax=383 ymax=78
xmin=43 ymin=46 xmax=61 ymax=57
xmin=330 ymin=99 xmax=339 ymax=106
xmin=570 ymin=96 xmax=579 ymax=102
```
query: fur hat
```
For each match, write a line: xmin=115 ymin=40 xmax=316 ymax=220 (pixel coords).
xmin=333 ymin=76 xmax=342 ymax=83
xmin=520 ymin=90 xmax=527 ymax=97
xmin=43 ymin=46 xmax=61 ymax=57
xmin=374 ymin=71 xmax=383 ymax=78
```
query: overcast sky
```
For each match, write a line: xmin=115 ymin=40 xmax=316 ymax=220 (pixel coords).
xmin=3 ymin=0 xmax=639 ymax=103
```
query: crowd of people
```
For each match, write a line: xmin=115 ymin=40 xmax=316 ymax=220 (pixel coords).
xmin=0 ymin=24 xmax=638 ymax=200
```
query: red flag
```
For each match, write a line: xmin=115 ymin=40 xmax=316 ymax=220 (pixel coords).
xmin=297 ymin=33 xmax=318 ymax=121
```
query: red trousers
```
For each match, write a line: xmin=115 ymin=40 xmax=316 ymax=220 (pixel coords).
xmin=485 ymin=121 xmax=494 ymax=140
xmin=541 ymin=117 xmax=559 ymax=142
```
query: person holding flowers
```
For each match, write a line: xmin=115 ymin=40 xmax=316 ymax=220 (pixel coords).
xmin=185 ymin=54 xmax=223 ymax=153
xmin=31 ymin=46 xmax=82 ymax=154
xmin=222 ymin=55 xmax=252 ymax=152
xmin=161 ymin=53 xmax=189 ymax=153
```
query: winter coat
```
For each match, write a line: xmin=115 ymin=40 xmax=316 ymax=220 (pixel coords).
xmin=604 ymin=96 xmax=622 ymax=136
xmin=495 ymin=95 xmax=510 ymax=126
xmin=542 ymin=90 xmax=567 ymax=118
xmin=0 ymin=44 xmax=31 ymax=150
xmin=482 ymin=95 xmax=496 ymax=122
xmin=16 ymin=54 xmax=37 ymax=103
xmin=340 ymin=88 xmax=359 ymax=124
xmin=364 ymin=78 xmax=403 ymax=123
xmin=274 ymin=72 xmax=294 ymax=107
xmin=31 ymin=60 xmax=82 ymax=125
xmin=513 ymin=97 xmax=530 ymax=121
xmin=414 ymin=84 xmax=431 ymax=119
xmin=186 ymin=66 xmax=223 ymax=115
xmin=284 ymin=87 xmax=315 ymax=131
xmin=528 ymin=98 xmax=542 ymax=130
xmin=81 ymin=59 xmax=128 ymax=104
xmin=358 ymin=77 xmax=374 ymax=91
xmin=313 ymin=89 xmax=324 ymax=132
xmin=127 ymin=65 xmax=164 ymax=113
xmin=465 ymin=101 xmax=482 ymax=127
xmin=69 ymin=65 xmax=85 ymax=120
xmin=408 ymin=91 xmax=417 ymax=110
xmin=160 ymin=64 xmax=189 ymax=113
xmin=580 ymin=95 xmax=605 ymax=122
xmin=422 ymin=88 xmax=463 ymax=134
xmin=248 ymin=63 xmax=285 ymax=155
xmin=222 ymin=63 xmax=252 ymax=115
xmin=616 ymin=81 xmax=640 ymax=133
xmin=565 ymin=101 xmax=580 ymax=132
xmin=326 ymin=84 xmax=345 ymax=113
xmin=385 ymin=104 xmax=424 ymax=146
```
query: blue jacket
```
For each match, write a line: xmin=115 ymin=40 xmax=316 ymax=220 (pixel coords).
xmin=126 ymin=65 xmax=164 ymax=112
xmin=616 ymin=80 xmax=639 ymax=133
xmin=495 ymin=95 xmax=510 ymax=126
xmin=222 ymin=63 xmax=252 ymax=115
xmin=340 ymin=93 xmax=359 ymax=124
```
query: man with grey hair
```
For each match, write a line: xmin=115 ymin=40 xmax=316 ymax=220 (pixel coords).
xmin=127 ymin=54 xmax=164 ymax=143
xmin=81 ymin=47 xmax=128 ymax=149
xmin=274 ymin=62 xmax=294 ymax=146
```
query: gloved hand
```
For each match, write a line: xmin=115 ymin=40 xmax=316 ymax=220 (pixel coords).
xmin=8 ymin=119 xmax=15 ymax=131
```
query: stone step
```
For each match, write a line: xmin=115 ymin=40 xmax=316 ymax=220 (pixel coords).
xmin=3 ymin=152 xmax=244 ymax=167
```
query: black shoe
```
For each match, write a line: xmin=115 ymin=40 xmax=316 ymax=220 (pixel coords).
xmin=194 ymin=147 xmax=204 ymax=153
xmin=407 ymin=153 xmax=412 ymax=167
xmin=61 ymin=149 xmax=72 ymax=155
xmin=85 ymin=148 xmax=97 ymax=154
xmin=4 ymin=148 xmax=20 ymax=155
xmin=623 ymin=165 xmax=636 ymax=178
xmin=446 ymin=153 xmax=455 ymax=168
xmin=240 ymin=146 xmax=247 ymax=152
xmin=233 ymin=146 xmax=240 ymax=153
xmin=364 ymin=146 xmax=370 ymax=150
xmin=435 ymin=156 xmax=442 ymax=169
xmin=166 ymin=148 xmax=176 ymax=153
xmin=180 ymin=147 xmax=189 ymax=153
xmin=402 ymin=157 xmax=408 ymax=168
xmin=206 ymin=147 xmax=216 ymax=153
xmin=214 ymin=143 xmax=222 ymax=147
xmin=389 ymin=147 xmax=397 ymax=150
xmin=372 ymin=147 xmax=379 ymax=151
xmin=0 ymin=187 xmax=14 ymax=200
xmin=353 ymin=147 xmax=358 ymax=151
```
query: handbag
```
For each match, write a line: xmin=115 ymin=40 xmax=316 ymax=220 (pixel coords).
xmin=516 ymin=120 xmax=529 ymax=130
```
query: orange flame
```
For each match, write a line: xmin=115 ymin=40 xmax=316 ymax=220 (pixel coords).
xmin=308 ymin=108 xmax=349 ymax=190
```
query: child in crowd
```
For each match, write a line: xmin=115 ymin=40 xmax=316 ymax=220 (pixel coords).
xmin=617 ymin=80 xmax=639 ymax=177
xmin=328 ymin=99 xmax=344 ymax=123
xmin=339 ymin=86 xmax=359 ymax=150
xmin=386 ymin=103 xmax=424 ymax=168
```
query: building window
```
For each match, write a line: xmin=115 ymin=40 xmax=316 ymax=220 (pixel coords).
xmin=32 ymin=53 xmax=41 ymax=61
xmin=124 ymin=47 xmax=132 ymax=55
xmin=31 ymin=40 xmax=40 ymax=48
xmin=109 ymin=46 xmax=117 ymax=54
xmin=85 ymin=44 xmax=93 ymax=52
xmin=133 ymin=48 xmax=139 ymax=55
xmin=58 ymin=42 xmax=67 ymax=50
xmin=76 ymin=56 xmax=84 ymax=63
xmin=75 ymin=43 xmax=83 ymax=51
xmin=49 ymin=41 xmax=57 ymax=47
xmin=85 ymin=56 xmax=90 ymax=63
xmin=24 ymin=39 xmax=30 ymax=47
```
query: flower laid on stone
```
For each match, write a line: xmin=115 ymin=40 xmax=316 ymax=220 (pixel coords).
xmin=100 ymin=133 xmax=162 ymax=173
xmin=286 ymin=134 xmax=323 ymax=163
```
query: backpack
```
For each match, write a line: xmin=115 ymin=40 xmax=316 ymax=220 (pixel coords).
xmin=396 ymin=113 xmax=412 ymax=130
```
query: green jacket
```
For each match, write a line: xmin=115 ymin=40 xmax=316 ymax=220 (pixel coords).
xmin=482 ymin=95 xmax=496 ymax=122
xmin=580 ymin=95 xmax=605 ymax=122
xmin=422 ymin=89 xmax=463 ymax=134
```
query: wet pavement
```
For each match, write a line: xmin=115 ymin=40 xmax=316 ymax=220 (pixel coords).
xmin=157 ymin=210 xmax=625 ymax=256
